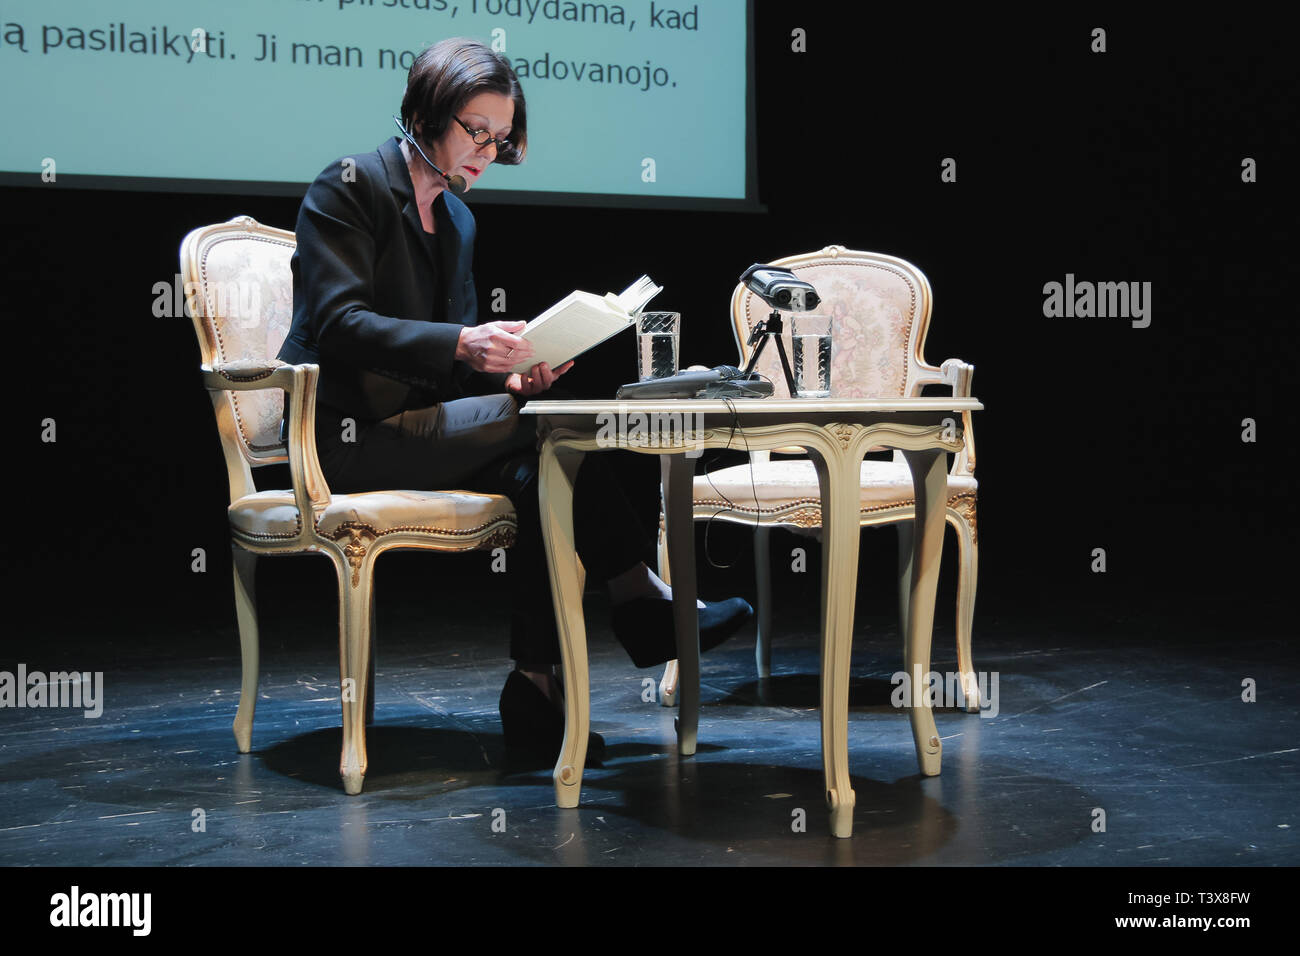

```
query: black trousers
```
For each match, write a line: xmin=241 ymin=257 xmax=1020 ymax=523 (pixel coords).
xmin=313 ymin=391 xmax=652 ymax=667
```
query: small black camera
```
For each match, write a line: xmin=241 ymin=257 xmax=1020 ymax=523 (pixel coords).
xmin=739 ymin=263 xmax=821 ymax=312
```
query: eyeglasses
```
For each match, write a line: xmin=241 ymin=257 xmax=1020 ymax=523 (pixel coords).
xmin=452 ymin=116 xmax=517 ymax=160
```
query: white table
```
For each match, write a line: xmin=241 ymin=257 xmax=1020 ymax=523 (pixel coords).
xmin=521 ymin=397 xmax=982 ymax=837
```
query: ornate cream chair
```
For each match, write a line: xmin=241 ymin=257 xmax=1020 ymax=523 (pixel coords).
xmin=182 ymin=215 xmax=517 ymax=795
xmin=658 ymin=246 xmax=980 ymax=711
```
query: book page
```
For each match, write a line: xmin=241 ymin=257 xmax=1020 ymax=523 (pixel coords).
xmin=509 ymin=292 xmax=631 ymax=373
xmin=614 ymin=276 xmax=663 ymax=314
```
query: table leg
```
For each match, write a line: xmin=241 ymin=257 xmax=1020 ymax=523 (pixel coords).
xmin=538 ymin=442 xmax=590 ymax=808
xmin=811 ymin=445 xmax=861 ymax=839
xmin=661 ymin=454 xmax=699 ymax=756
xmin=902 ymin=447 xmax=947 ymax=777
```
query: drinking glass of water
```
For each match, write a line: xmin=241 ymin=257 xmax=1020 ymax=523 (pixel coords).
xmin=791 ymin=313 xmax=832 ymax=397
xmin=636 ymin=311 xmax=680 ymax=381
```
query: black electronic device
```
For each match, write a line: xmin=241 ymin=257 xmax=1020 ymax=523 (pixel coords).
xmin=616 ymin=366 xmax=773 ymax=399
xmin=739 ymin=263 xmax=821 ymax=312
xmin=737 ymin=262 xmax=826 ymax=396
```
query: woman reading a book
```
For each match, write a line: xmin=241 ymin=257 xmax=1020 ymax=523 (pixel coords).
xmin=277 ymin=37 xmax=751 ymax=762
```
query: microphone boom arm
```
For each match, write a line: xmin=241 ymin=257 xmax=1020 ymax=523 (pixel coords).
xmin=393 ymin=115 xmax=467 ymax=196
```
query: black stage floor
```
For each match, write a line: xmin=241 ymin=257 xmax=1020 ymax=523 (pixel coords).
xmin=1 ymin=584 xmax=1295 ymax=867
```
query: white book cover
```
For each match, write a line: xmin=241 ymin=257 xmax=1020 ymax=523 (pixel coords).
xmin=509 ymin=276 xmax=662 ymax=374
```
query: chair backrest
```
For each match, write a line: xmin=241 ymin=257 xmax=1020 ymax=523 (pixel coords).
xmin=731 ymin=246 xmax=935 ymax=399
xmin=181 ymin=216 xmax=296 ymax=471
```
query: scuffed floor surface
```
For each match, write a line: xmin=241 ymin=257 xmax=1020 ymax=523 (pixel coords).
xmin=1 ymin=594 xmax=1295 ymax=866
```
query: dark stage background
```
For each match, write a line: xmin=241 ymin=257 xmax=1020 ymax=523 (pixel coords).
xmin=4 ymin=8 xmax=1291 ymax=663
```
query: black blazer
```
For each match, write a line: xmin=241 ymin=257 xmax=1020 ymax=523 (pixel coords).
xmin=278 ymin=136 xmax=506 ymax=429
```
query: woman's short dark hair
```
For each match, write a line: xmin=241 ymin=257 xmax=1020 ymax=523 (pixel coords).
xmin=400 ymin=38 xmax=526 ymax=165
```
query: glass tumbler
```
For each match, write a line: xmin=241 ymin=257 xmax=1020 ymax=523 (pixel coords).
xmin=791 ymin=313 xmax=832 ymax=397
xmin=636 ymin=311 xmax=680 ymax=381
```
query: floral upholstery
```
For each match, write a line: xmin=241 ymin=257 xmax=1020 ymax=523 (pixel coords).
xmin=693 ymin=459 xmax=977 ymax=518
xmin=198 ymin=232 xmax=295 ymax=457
xmin=228 ymin=488 xmax=517 ymax=541
xmin=739 ymin=258 xmax=918 ymax=399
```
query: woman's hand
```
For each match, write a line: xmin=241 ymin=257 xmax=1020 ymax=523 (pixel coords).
xmin=506 ymin=360 xmax=574 ymax=397
xmin=456 ymin=321 xmax=533 ymax=373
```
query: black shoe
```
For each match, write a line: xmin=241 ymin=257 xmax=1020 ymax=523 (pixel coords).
xmin=610 ymin=596 xmax=754 ymax=668
xmin=499 ymin=669 xmax=606 ymax=764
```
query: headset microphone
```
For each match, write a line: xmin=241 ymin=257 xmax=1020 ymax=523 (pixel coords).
xmin=393 ymin=115 xmax=467 ymax=196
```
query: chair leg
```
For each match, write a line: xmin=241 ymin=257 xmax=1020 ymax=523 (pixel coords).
xmin=952 ymin=511 xmax=980 ymax=712
xmin=656 ymin=511 xmax=671 ymax=583
xmin=231 ymin=546 xmax=260 ymax=753
xmin=332 ymin=547 xmax=375 ymax=795
xmin=895 ymin=521 xmax=914 ymax=657
xmin=660 ymin=659 xmax=679 ymax=708
xmin=656 ymin=514 xmax=678 ymax=707
xmin=366 ymin=580 xmax=377 ymax=727
xmin=754 ymin=525 xmax=773 ymax=679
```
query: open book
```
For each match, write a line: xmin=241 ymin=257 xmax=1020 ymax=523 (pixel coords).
xmin=508 ymin=276 xmax=662 ymax=374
